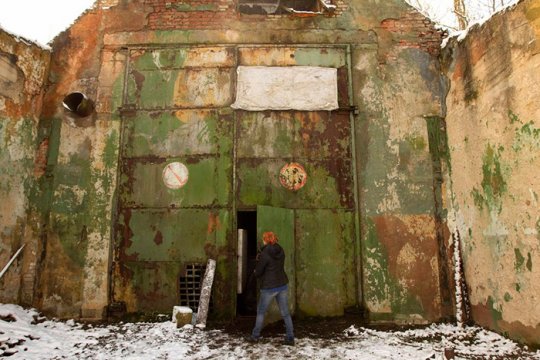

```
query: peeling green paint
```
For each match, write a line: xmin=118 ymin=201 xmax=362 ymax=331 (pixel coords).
xmin=486 ymin=296 xmax=503 ymax=329
xmin=504 ymin=292 xmax=512 ymax=302
xmin=237 ymin=160 xmax=348 ymax=209
xmin=293 ymin=48 xmax=347 ymax=67
xmin=132 ymin=49 xmax=188 ymax=70
xmin=471 ymin=188 xmax=485 ymax=211
xmin=482 ymin=145 xmax=507 ymax=199
xmin=515 ymin=248 xmax=525 ymax=271
xmin=513 ymin=121 xmax=540 ymax=153
xmin=103 ymin=129 xmax=119 ymax=168
xmin=471 ymin=144 xmax=508 ymax=213
xmin=125 ymin=156 xmax=232 ymax=207
xmin=126 ymin=69 xmax=177 ymax=108
xmin=426 ymin=116 xmax=450 ymax=225
xmin=297 ymin=209 xmax=355 ymax=316
xmin=426 ymin=116 xmax=450 ymax=169
xmin=124 ymin=209 xmax=229 ymax=262
xmin=508 ymin=109 xmax=520 ymax=124
xmin=111 ymin=71 xmax=125 ymax=113
xmin=405 ymin=134 xmax=427 ymax=151
xmin=124 ymin=110 xmax=229 ymax=158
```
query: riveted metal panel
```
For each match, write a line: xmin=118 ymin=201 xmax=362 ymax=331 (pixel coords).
xmin=123 ymin=109 xmax=233 ymax=158
xmin=238 ymin=46 xmax=346 ymax=67
xmin=130 ymin=47 xmax=236 ymax=70
xmin=114 ymin=261 xmax=183 ymax=313
xmin=120 ymin=156 xmax=232 ymax=208
xmin=114 ymin=44 xmax=357 ymax=320
xmin=126 ymin=67 xmax=234 ymax=109
xmin=296 ymin=209 xmax=356 ymax=316
xmin=236 ymin=111 xmax=351 ymax=160
xmin=118 ymin=209 xmax=229 ymax=262
xmin=114 ymin=45 xmax=238 ymax=319
xmin=236 ymin=158 xmax=354 ymax=209
xmin=294 ymin=111 xmax=351 ymax=158
xmin=236 ymin=111 xmax=296 ymax=158
xmin=114 ymin=206 xmax=231 ymax=312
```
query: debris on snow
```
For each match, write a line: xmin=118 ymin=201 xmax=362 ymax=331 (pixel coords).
xmin=1 ymin=304 xmax=539 ymax=359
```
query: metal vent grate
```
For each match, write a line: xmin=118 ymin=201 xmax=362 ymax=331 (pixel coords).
xmin=179 ymin=263 xmax=206 ymax=312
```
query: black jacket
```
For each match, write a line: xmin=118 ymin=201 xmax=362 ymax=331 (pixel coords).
xmin=254 ymin=243 xmax=288 ymax=289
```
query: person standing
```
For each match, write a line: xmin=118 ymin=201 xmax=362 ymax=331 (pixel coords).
xmin=248 ymin=231 xmax=295 ymax=345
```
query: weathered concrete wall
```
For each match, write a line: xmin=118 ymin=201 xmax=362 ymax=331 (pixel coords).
xmin=0 ymin=29 xmax=50 ymax=304
xmin=443 ymin=0 xmax=540 ymax=346
xmin=33 ymin=0 xmax=451 ymax=322
xmin=355 ymin=12 xmax=453 ymax=323
xmin=34 ymin=7 xmax=124 ymax=319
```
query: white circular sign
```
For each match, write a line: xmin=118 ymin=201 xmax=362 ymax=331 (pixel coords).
xmin=162 ymin=162 xmax=189 ymax=189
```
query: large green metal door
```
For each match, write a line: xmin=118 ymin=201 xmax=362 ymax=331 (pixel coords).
xmin=112 ymin=46 xmax=235 ymax=315
xmin=256 ymin=205 xmax=295 ymax=319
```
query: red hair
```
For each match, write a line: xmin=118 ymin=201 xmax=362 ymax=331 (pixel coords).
xmin=263 ymin=231 xmax=278 ymax=245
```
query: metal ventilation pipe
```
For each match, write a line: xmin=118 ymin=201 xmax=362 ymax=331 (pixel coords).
xmin=62 ymin=92 xmax=95 ymax=117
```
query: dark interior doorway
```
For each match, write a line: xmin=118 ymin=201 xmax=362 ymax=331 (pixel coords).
xmin=237 ymin=211 xmax=258 ymax=316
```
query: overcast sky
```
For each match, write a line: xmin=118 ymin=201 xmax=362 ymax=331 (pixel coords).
xmin=0 ymin=1 xmax=95 ymax=46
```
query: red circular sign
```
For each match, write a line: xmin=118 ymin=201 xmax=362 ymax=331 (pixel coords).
xmin=279 ymin=162 xmax=307 ymax=191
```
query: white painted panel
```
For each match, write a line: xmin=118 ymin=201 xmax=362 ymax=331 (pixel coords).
xmin=231 ymin=66 xmax=339 ymax=111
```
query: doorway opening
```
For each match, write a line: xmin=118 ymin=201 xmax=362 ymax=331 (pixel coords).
xmin=237 ymin=211 xmax=258 ymax=316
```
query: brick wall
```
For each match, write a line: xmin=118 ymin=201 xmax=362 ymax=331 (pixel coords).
xmin=146 ymin=0 xmax=237 ymax=29
xmin=380 ymin=10 xmax=445 ymax=56
xmin=145 ymin=0 xmax=348 ymax=29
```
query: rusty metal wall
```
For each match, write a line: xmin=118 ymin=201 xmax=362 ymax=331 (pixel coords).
xmin=113 ymin=47 xmax=235 ymax=315
xmin=20 ymin=0 xmax=452 ymax=325
xmin=113 ymin=45 xmax=358 ymax=318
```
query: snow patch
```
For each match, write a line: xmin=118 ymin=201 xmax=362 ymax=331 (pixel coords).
xmin=441 ymin=0 xmax=521 ymax=48
xmin=0 ymin=25 xmax=51 ymax=51
xmin=1 ymin=304 xmax=539 ymax=359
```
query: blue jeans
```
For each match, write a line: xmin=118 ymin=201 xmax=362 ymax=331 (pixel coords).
xmin=251 ymin=285 xmax=294 ymax=340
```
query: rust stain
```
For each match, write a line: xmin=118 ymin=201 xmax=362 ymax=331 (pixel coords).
xmin=337 ymin=67 xmax=349 ymax=107
xmin=2 ymin=98 xmax=28 ymax=118
xmin=33 ymin=139 xmax=49 ymax=178
xmin=131 ymin=69 xmax=145 ymax=103
xmin=42 ymin=10 xmax=103 ymax=118
xmin=207 ymin=212 xmax=221 ymax=234
xmin=373 ymin=214 xmax=442 ymax=320
xmin=118 ymin=209 xmax=139 ymax=262
xmin=153 ymin=230 xmax=163 ymax=245
xmin=238 ymin=47 xmax=296 ymax=66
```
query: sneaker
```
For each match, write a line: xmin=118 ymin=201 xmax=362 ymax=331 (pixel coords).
xmin=246 ymin=336 xmax=260 ymax=343
xmin=282 ymin=338 xmax=295 ymax=346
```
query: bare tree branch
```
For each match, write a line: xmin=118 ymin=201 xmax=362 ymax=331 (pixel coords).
xmin=407 ymin=0 xmax=517 ymax=32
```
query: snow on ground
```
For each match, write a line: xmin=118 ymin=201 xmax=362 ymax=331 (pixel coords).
xmin=1 ymin=304 xmax=539 ymax=359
